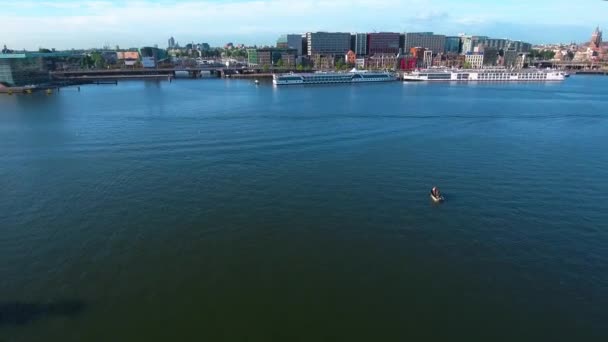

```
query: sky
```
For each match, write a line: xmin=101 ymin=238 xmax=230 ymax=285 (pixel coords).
xmin=1 ymin=0 xmax=607 ymax=50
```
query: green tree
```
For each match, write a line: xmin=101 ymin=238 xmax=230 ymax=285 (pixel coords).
xmin=296 ymin=64 xmax=304 ymax=72
xmin=335 ymin=59 xmax=345 ymax=71
xmin=90 ymin=52 xmax=106 ymax=69
xmin=276 ymin=59 xmax=284 ymax=68
xmin=462 ymin=61 xmax=472 ymax=69
xmin=80 ymin=55 xmax=94 ymax=69
xmin=262 ymin=64 xmax=270 ymax=72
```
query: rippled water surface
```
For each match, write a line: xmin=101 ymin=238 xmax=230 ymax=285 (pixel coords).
xmin=1 ymin=77 xmax=607 ymax=341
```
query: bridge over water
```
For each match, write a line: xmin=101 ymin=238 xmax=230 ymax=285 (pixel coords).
xmin=51 ymin=67 xmax=305 ymax=81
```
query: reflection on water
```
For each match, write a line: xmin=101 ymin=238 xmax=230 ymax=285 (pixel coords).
xmin=0 ymin=77 xmax=607 ymax=341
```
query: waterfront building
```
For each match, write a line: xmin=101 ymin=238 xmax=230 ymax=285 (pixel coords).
xmin=306 ymin=32 xmax=351 ymax=56
xmin=258 ymin=50 xmax=273 ymax=66
xmin=142 ymin=57 xmax=155 ymax=68
xmin=345 ymin=50 xmax=357 ymax=65
xmin=353 ymin=33 xmax=368 ymax=56
xmin=287 ymin=34 xmax=304 ymax=56
xmin=591 ymin=26 xmax=603 ymax=51
xmin=368 ymin=32 xmax=400 ymax=55
xmin=140 ymin=46 xmax=168 ymax=63
xmin=465 ymin=53 xmax=484 ymax=69
xmin=302 ymin=36 xmax=308 ymax=58
xmin=403 ymin=32 xmax=446 ymax=54
xmin=247 ymin=48 xmax=259 ymax=66
xmin=423 ymin=50 xmax=433 ymax=68
xmin=365 ymin=54 xmax=399 ymax=70
xmin=460 ymin=36 xmax=489 ymax=54
xmin=433 ymin=53 xmax=465 ymax=68
xmin=117 ymin=51 xmax=139 ymax=66
xmin=445 ymin=36 xmax=461 ymax=54
xmin=276 ymin=35 xmax=288 ymax=49
xmin=101 ymin=51 xmax=118 ymax=65
xmin=508 ymin=40 xmax=532 ymax=53
xmin=503 ymin=49 xmax=519 ymax=68
xmin=355 ymin=58 xmax=366 ymax=69
xmin=0 ymin=51 xmax=79 ymax=87
xmin=399 ymin=56 xmax=418 ymax=71
xmin=479 ymin=38 xmax=510 ymax=51
xmin=409 ymin=47 xmax=426 ymax=67
xmin=311 ymin=54 xmax=337 ymax=69
xmin=248 ymin=48 xmax=297 ymax=67
xmin=479 ymin=46 xmax=499 ymax=66
xmin=280 ymin=50 xmax=296 ymax=67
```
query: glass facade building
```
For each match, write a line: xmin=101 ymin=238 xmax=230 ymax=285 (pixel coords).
xmin=0 ymin=52 xmax=79 ymax=87
xmin=404 ymin=32 xmax=446 ymax=54
xmin=306 ymin=32 xmax=351 ymax=56
xmin=445 ymin=36 xmax=461 ymax=54
xmin=368 ymin=32 xmax=400 ymax=55
xmin=353 ymin=33 xmax=368 ymax=56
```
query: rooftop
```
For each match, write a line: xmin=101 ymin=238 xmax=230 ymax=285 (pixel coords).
xmin=0 ymin=52 xmax=79 ymax=59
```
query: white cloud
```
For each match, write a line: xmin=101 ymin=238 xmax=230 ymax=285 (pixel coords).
xmin=0 ymin=0 xmax=605 ymax=49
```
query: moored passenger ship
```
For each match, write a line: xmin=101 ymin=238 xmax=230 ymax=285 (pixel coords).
xmin=403 ymin=68 xmax=566 ymax=82
xmin=273 ymin=70 xmax=397 ymax=85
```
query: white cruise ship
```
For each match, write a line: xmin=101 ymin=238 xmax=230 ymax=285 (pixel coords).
xmin=273 ymin=70 xmax=397 ymax=86
xmin=403 ymin=68 xmax=566 ymax=82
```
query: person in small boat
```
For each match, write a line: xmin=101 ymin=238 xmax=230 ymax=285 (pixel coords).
xmin=431 ymin=187 xmax=441 ymax=198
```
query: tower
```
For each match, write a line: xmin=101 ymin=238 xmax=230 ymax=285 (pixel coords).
xmin=591 ymin=26 xmax=602 ymax=51
xmin=168 ymin=36 xmax=176 ymax=49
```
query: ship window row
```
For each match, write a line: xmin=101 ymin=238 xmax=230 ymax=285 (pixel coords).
xmin=280 ymin=76 xmax=303 ymax=81
xmin=427 ymin=74 xmax=451 ymax=80
xmin=302 ymin=76 xmax=353 ymax=81
xmin=477 ymin=73 xmax=548 ymax=80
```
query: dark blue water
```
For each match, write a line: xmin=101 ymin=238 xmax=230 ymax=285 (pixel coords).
xmin=1 ymin=77 xmax=607 ymax=341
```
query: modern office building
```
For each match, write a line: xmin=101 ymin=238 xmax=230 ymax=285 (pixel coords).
xmin=403 ymin=32 xmax=446 ymax=54
xmin=0 ymin=51 xmax=79 ymax=87
xmin=503 ymin=49 xmax=520 ymax=68
xmin=306 ymin=32 xmax=351 ymax=56
xmin=462 ymin=37 xmax=531 ymax=54
xmin=445 ymin=36 xmax=462 ymax=54
xmin=247 ymin=48 xmax=259 ymax=66
xmin=276 ymin=35 xmax=289 ymax=49
xmin=140 ymin=47 xmax=168 ymax=63
xmin=367 ymin=32 xmax=400 ymax=55
xmin=286 ymin=34 xmax=304 ymax=56
xmin=478 ymin=46 xmax=499 ymax=66
xmin=353 ymin=33 xmax=368 ymax=56
xmin=460 ymin=36 xmax=489 ymax=54
xmin=399 ymin=34 xmax=406 ymax=53
xmin=508 ymin=40 xmax=532 ymax=53
xmin=168 ymin=36 xmax=176 ymax=49
xmin=479 ymin=38 xmax=510 ymax=51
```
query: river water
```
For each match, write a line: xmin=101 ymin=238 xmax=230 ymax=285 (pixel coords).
xmin=1 ymin=77 xmax=607 ymax=341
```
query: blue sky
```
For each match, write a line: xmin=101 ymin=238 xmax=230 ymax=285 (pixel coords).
xmin=1 ymin=0 xmax=606 ymax=50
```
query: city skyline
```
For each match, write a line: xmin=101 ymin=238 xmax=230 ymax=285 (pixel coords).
xmin=1 ymin=0 xmax=607 ymax=50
